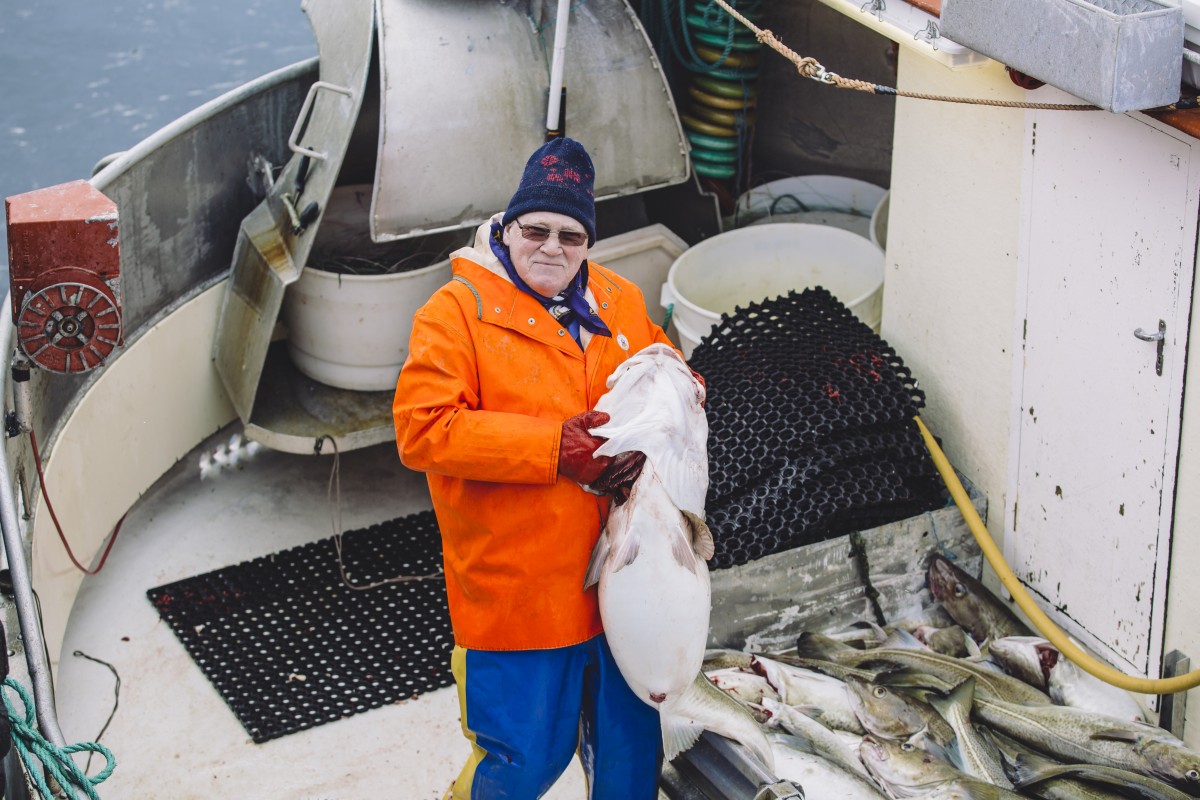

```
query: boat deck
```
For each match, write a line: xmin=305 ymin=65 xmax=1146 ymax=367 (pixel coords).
xmin=55 ymin=424 xmax=589 ymax=798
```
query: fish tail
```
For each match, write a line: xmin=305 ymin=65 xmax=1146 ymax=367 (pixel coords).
xmin=666 ymin=673 xmax=776 ymax=772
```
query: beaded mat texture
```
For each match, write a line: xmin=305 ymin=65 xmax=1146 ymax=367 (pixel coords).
xmin=147 ymin=510 xmax=451 ymax=743
xmin=690 ymin=287 xmax=947 ymax=569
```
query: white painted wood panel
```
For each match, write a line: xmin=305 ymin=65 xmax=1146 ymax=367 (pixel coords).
xmin=1009 ymin=106 xmax=1199 ymax=679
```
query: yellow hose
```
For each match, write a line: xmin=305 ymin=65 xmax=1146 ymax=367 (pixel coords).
xmin=915 ymin=415 xmax=1200 ymax=695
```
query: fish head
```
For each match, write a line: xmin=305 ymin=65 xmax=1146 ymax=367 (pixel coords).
xmin=846 ymin=675 xmax=926 ymax=737
xmin=926 ymin=626 xmax=971 ymax=658
xmin=926 ymin=554 xmax=1031 ymax=643
xmin=927 ymin=554 xmax=970 ymax=606
xmin=859 ymin=734 xmax=959 ymax=791
xmin=607 ymin=343 xmax=692 ymax=390
xmin=1136 ymin=737 xmax=1200 ymax=792
xmin=707 ymin=668 xmax=779 ymax=705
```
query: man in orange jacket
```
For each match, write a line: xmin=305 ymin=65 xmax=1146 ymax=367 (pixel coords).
xmin=393 ymin=137 xmax=678 ymax=798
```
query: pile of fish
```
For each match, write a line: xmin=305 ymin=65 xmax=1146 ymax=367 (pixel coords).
xmin=703 ymin=553 xmax=1200 ymax=799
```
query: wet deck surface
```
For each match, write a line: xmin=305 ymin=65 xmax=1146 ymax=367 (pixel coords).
xmin=56 ymin=424 xmax=588 ymax=798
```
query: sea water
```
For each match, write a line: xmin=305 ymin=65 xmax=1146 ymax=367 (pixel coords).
xmin=0 ymin=0 xmax=318 ymax=283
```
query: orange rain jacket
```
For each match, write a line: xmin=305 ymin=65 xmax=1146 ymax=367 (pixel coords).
xmin=393 ymin=217 xmax=677 ymax=651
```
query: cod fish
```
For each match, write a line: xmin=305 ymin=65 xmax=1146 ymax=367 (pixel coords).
xmin=759 ymin=696 xmax=872 ymax=781
xmin=991 ymin=731 xmax=1129 ymax=800
xmin=974 ymin=695 xmax=1200 ymax=794
xmin=767 ymin=733 xmax=887 ymax=798
xmin=751 ymin=655 xmax=865 ymax=734
xmin=927 ymin=554 xmax=1032 ymax=644
xmin=1008 ymin=753 xmax=1195 ymax=800
xmin=859 ymin=734 xmax=968 ymax=797
xmin=988 ymin=636 xmax=1145 ymax=722
xmin=916 ymin=779 xmax=1031 ymax=799
xmin=845 ymin=675 xmax=955 ymax=754
xmin=585 ymin=344 xmax=771 ymax=768
xmin=795 ymin=632 xmax=1051 ymax=706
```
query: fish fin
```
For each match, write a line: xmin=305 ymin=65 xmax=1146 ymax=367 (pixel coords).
xmin=1005 ymin=752 xmax=1046 ymax=788
xmin=791 ymin=704 xmax=824 ymax=720
xmin=927 ymin=676 xmax=976 ymax=721
xmin=611 ymin=532 xmax=641 ymax=573
xmin=882 ymin=628 xmax=928 ymax=650
xmin=583 ymin=532 xmax=610 ymax=589
xmin=794 ymin=631 xmax=855 ymax=660
xmin=963 ymin=633 xmax=983 ymax=660
xmin=1089 ymin=728 xmax=1141 ymax=743
xmin=907 ymin=728 xmax=957 ymax=768
xmin=661 ymin=711 xmax=706 ymax=762
xmin=669 ymin=518 xmax=699 ymax=573
xmin=682 ymin=510 xmax=715 ymax=561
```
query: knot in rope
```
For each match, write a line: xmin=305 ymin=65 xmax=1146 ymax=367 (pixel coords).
xmin=795 ymin=56 xmax=824 ymax=81
xmin=3 ymin=677 xmax=115 ymax=799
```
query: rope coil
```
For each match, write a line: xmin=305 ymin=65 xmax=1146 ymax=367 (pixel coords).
xmin=2 ymin=677 xmax=115 ymax=799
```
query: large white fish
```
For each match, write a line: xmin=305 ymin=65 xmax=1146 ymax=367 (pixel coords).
xmin=584 ymin=344 xmax=773 ymax=770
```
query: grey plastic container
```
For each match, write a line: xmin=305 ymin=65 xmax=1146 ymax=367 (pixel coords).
xmin=941 ymin=0 xmax=1184 ymax=112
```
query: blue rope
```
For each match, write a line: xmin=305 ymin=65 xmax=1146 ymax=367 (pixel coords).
xmin=2 ymin=677 xmax=115 ymax=799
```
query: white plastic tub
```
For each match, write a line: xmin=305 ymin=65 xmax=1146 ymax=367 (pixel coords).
xmin=735 ymin=175 xmax=886 ymax=241
xmin=282 ymin=259 xmax=453 ymax=391
xmin=661 ymin=223 xmax=884 ymax=358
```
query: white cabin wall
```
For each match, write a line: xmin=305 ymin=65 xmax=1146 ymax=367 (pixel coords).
xmin=1166 ymin=253 xmax=1200 ymax=740
xmin=883 ymin=53 xmax=1026 ymax=567
xmin=889 ymin=49 xmax=1200 ymax=746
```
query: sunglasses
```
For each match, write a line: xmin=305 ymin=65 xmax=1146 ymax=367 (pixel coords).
xmin=513 ymin=220 xmax=588 ymax=248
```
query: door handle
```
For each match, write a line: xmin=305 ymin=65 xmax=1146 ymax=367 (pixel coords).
xmin=1134 ymin=320 xmax=1166 ymax=376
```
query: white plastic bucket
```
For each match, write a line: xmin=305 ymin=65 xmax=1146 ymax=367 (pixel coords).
xmin=735 ymin=175 xmax=886 ymax=241
xmin=282 ymin=259 xmax=452 ymax=391
xmin=661 ymin=223 xmax=884 ymax=358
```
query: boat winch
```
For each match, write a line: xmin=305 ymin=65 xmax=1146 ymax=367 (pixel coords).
xmin=5 ymin=180 xmax=123 ymax=374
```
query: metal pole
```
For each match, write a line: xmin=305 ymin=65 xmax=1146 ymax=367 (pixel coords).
xmin=544 ymin=0 xmax=572 ymax=137
xmin=0 ymin=298 xmax=66 ymax=746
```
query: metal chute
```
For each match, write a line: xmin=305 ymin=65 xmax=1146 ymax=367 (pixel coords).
xmin=369 ymin=0 xmax=689 ymax=242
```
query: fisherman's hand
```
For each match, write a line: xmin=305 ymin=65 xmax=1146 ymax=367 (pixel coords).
xmin=558 ymin=410 xmax=614 ymax=486
xmin=591 ymin=450 xmax=646 ymax=506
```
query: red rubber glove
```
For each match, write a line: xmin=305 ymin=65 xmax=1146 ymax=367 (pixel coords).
xmin=558 ymin=411 xmax=615 ymax=486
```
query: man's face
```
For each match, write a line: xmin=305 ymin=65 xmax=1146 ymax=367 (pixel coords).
xmin=502 ymin=211 xmax=589 ymax=296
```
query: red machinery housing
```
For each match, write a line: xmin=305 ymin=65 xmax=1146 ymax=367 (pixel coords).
xmin=5 ymin=181 xmax=123 ymax=374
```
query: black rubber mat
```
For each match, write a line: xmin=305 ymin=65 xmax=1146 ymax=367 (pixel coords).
xmin=146 ymin=510 xmax=453 ymax=743
xmin=689 ymin=287 xmax=948 ymax=568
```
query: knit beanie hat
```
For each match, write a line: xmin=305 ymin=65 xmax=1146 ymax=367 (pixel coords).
xmin=502 ymin=137 xmax=597 ymax=246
